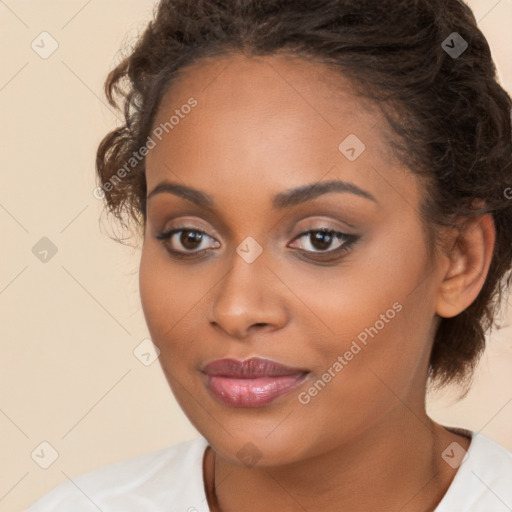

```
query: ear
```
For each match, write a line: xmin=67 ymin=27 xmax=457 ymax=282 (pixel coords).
xmin=435 ymin=213 xmax=496 ymax=318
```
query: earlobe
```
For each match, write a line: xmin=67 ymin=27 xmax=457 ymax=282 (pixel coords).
xmin=435 ymin=213 xmax=496 ymax=319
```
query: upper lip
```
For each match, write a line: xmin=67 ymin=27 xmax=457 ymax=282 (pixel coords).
xmin=202 ymin=357 xmax=308 ymax=378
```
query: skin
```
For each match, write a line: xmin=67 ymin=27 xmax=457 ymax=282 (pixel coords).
xmin=139 ymin=53 xmax=495 ymax=511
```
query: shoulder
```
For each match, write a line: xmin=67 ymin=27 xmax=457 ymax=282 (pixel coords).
xmin=26 ymin=436 xmax=210 ymax=512
xmin=436 ymin=431 xmax=512 ymax=512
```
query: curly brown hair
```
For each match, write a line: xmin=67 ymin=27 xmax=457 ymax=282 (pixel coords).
xmin=96 ymin=0 xmax=512 ymax=394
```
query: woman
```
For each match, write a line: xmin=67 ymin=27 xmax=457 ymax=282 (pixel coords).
xmin=27 ymin=0 xmax=512 ymax=510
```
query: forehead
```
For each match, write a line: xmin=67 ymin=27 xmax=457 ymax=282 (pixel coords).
xmin=145 ymin=52 xmax=418 ymax=208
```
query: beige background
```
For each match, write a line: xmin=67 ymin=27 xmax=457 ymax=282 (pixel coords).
xmin=1 ymin=1 xmax=511 ymax=511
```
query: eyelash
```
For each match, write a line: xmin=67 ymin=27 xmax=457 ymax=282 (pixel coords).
xmin=155 ymin=225 xmax=359 ymax=262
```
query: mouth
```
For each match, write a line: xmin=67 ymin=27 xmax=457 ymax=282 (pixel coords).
xmin=201 ymin=357 xmax=310 ymax=408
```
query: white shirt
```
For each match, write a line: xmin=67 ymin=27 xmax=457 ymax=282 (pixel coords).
xmin=26 ymin=429 xmax=512 ymax=512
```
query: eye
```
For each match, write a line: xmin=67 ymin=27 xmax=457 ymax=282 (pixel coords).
xmin=288 ymin=228 xmax=358 ymax=260
xmin=155 ymin=226 xmax=219 ymax=258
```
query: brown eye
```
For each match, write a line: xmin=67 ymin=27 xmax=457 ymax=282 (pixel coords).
xmin=309 ymin=230 xmax=337 ymax=251
xmin=287 ymin=228 xmax=360 ymax=263
xmin=180 ymin=230 xmax=204 ymax=250
xmin=155 ymin=227 xmax=220 ymax=255
xmin=292 ymin=229 xmax=352 ymax=253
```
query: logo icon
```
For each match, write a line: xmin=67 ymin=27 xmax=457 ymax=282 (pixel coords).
xmin=31 ymin=32 xmax=59 ymax=59
xmin=32 ymin=237 xmax=58 ymax=263
xmin=442 ymin=32 xmax=468 ymax=59
xmin=236 ymin=442 xmax=263 ymax=467
xmin=236 ymin=236 xmax=263 ymax=264
xmin=338 ymin=134 xmax=366 ymax=161
xmin=31 ymin=441 xmax=59 ymax=469
xmin=133 ymin=338 xmax=160 ymax=366
xmin=441 ymin=441 xmax=468 ymax=469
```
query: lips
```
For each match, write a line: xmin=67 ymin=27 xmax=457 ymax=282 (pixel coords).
xmin=202 ymin=357 xmax=307 ymax=378
xmin=202 ymin=357 xmax=309 ymax=407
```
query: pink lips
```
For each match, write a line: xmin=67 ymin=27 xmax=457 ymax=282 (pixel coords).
xmin=202 ymin=357 xmax=309 ymax=408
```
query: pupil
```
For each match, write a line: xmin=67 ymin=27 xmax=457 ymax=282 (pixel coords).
xmin=312 ymin=230 xmax=333 ymax=250
xmin=181 ymin=230 xmax=202 ymax=249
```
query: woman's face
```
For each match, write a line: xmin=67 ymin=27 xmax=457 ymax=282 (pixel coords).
xmin=139 ymin=53 xmax=447 ymax=465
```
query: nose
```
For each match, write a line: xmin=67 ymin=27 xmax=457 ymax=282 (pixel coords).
xmin=206 ymin=249 xmax=288 ymax=339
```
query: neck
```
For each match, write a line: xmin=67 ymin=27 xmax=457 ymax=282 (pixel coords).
xmin=208 ymin=411 xmax=470 ymax=512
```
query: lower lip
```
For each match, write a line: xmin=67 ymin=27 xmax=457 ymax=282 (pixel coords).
xmin=205 ymin=373 xmax=308 ymax=407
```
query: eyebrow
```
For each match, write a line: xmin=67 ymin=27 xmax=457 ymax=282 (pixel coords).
xmin=146 ymin=179 xmax=378 ymax=208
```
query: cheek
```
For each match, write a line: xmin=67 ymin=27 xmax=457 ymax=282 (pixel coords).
xmin=139 ymin=243 xmax=205 ymax=342
xmin=292 ymin=226 xmax=433 ymax=387
xmin=139 ymin=245 xmax=167 ymax=336
xmin=291 ymin=238 xmax=424 ymax=343
xmin=293 ymin=297 xmax=429 ymax=449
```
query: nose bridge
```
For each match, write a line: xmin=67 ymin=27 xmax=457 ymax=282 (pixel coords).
xmin=208 ymin=238 xmax=286 ymax=336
